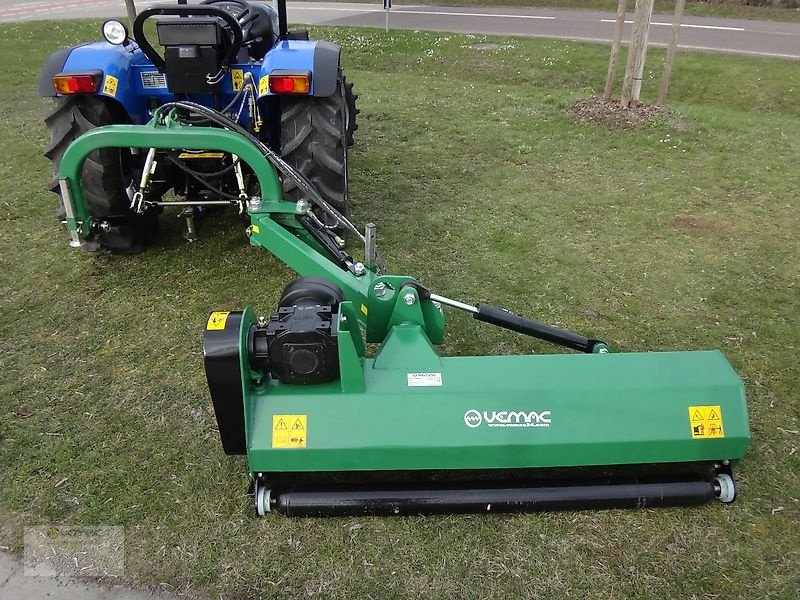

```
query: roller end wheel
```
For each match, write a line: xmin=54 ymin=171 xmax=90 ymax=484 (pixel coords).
xmin=255 ymin=481 xmax=272 ymax=516
xmin=713 ymin=473 xmax=736 ymax=504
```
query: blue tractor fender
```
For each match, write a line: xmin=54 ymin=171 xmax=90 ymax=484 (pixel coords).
xmin=39 ymin=41 xmax=153 ymax=123
xmin=40 ymin=38 xmax=342 ymax=120
xmin=258 ymin=40 xmax=341 ymax=98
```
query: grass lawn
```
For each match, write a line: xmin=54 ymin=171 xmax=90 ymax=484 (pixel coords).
xmin=1 ymin=19 xmax=799 ymax=599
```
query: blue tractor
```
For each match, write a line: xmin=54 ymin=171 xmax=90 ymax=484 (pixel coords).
xmin=39 ymin=0 xmax=358 ymax=253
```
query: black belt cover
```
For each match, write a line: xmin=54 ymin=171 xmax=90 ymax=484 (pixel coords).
xmin=203 ymin=310 xmax=247 ymax=455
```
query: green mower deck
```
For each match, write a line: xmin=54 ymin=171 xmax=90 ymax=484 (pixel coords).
xmin=246 ymin=350 xmax=746 ymax=473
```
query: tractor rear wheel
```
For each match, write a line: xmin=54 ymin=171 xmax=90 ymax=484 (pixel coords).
xmin=343 ymin=74 xmax=359 ymax=147
xmin=43 ymin=96 xmax=157 ymax=254
xmin=280 ymin=76 xmax=352 ymax=230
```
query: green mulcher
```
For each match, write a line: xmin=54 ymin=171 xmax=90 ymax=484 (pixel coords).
xmin=56 ymin=102 xmax=749 ymax=517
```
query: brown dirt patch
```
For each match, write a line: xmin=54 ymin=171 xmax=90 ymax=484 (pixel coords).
xmin=565 ymin=96 xmax=688 ymax=130
xmin=470 ymin=42 xmax=501 ymax=50
xmin=671 ymin=214 xmax=718 ymax=234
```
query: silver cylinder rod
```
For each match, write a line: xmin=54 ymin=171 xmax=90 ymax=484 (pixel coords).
xmin=58 ymin=178 xmax=83 ymax=248
xmin=152 ymin=200 xmax=235 ymax=207
xmin=364 ymin=223 xmax=376 ymax=269
xmin=428 ymin=293 xmax=477 ymax=314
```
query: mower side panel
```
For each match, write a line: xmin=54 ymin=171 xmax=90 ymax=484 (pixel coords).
xmin=245 ymin=350 xmax=749 ymax=473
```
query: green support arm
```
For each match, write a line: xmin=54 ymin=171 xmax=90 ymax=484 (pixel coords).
xmin=56 ymin=121 xmax=386 ymax=327
xmin=58 ymin=123 xmax=283 ymax=238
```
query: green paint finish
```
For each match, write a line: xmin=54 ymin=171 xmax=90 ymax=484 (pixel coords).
xmin=365 ymin=276 xmax=445 ymax=344
xmin=387 ymin=286 xmax=426 ymax=330
xmin=59 ymin=123 xmax=282 ymax=237
xmin=247 ymin=212 xmax=374 ymax=310
xmin=245 ymin=347 xmax=749 ymax=474
xmin=58 ymin=122 xmax=750 ymax=480
xmin=335 ymin=301 xmax=367 ymax=394
xmin=372 ymin=324 xmax=442 ymax=372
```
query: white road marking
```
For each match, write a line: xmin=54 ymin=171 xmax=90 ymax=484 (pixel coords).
xmin=674 ymin=23 xmax=745 ymax=31
xmin=1 ymin=0 xmax=107 ymax=16
xmin=394 ymin=10 xmax=555 ymax=20
xmin=758 ymin=29 xmax=800 ymax=36
xmin=293 ymin=6 xmax=555 ymax=20
xmin=676 ymin=45 xmax=799 ymax=59
xmin=600 ymin=18 xmax=744 ymax=32
xmin=534 ymin=32 xmax=798 ymax=58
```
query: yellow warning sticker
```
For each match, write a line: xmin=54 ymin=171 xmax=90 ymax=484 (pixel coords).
xmin=206 ymin=311 xmax=230 ymax=331
xmin=688 ymin=405 xmax=724 ymax=439
xmin=258 ymin=76 xmax=268 ymax=97
xmin=360 ymin=304 xmax=368 ymax=316
xmin=251 ymin=224 xmax=260 ymax=234
xmin=232 ymin=69 xmax=244 ymax=91
xmin=272 ymin=414 xmax=307 ymax=448
xmin=103 ymin=74 xmax=118 ymax=97
xmin=177 ymin=152 xmax=225 ymax=159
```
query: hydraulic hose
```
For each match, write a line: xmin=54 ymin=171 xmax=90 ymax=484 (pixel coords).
xmin=154 ymin=101 xmax=369 ymax=245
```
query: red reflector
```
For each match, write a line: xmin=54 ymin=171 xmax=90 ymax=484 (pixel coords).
xmin=53 ymin=74 xmax=100 ymax=95
xmin=268 ymin=75 xmax=310 ymax=95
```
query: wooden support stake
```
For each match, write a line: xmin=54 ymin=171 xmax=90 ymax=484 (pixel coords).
xmin=604 ymin=0 xmax=628 ymax=100
xmin=620 ymin=0 xmax=654 ymax=108
xmin=657 ymin=0 xmax=686 ymax=106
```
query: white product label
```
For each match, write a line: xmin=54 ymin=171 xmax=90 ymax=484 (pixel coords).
xmin=141 ymin=71 xmax=167 ymax=89
xmin=407 ymin=372 xmax=442 ymax=387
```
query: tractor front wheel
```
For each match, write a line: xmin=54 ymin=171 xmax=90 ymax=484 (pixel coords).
xmin=43 ymin=96 xmax=157 ymax=254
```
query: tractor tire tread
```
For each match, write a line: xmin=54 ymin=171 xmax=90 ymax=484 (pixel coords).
xmin=343 ymin=76 xmax=358 ymax=146
xmin=279 ymin=77 xmax=350 ymax=219
xmin=43 ymin=95 xmax=156 ymax=254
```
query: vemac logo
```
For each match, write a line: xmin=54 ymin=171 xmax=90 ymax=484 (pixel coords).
xmin=463 ymin=409 xmax=552 ymax=429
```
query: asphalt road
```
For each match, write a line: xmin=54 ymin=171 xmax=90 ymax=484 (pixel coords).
xmin=0 ymin=0 xmax=798 ymax=59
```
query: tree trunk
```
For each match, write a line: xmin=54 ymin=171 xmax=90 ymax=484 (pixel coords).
xmin=620 ymin=0 xmax=655 ymax=107
xmin=604 ymin=0 xmax=629 ymax=100
xmin=657 ymin=0 xmax=687 ymax=107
